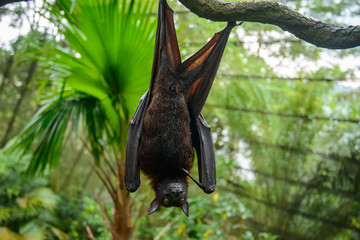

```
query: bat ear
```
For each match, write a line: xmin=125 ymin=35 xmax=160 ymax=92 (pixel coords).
xmin=148 ymin=198 xmax=160 ymax=215
xmin=181 ymin=200 xmax=189 ymax=217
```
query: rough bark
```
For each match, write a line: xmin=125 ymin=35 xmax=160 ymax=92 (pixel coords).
xmin=178 ymin=0 xmax=360 ymax=49
xmin=113 ymin=194 xmax=132 ymax=240
xmin=0 ymin=0 xmax=30 ymax=7
xmin=112 ymin=162 xmax=132 ymax=240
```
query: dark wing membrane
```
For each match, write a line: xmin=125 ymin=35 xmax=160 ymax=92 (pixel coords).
xmin=162 ymin=0 xmax=181 ymax=71
xmin=191 ymin=114 xmax=216 ymax=193
xmin=125 ymin=0 xmax=182 ymax=192
xmin=125 ymin=91 xmax=150 ymax=192
xmin=149 ymin=0 xmax=181 ymax=98
xmin=183 ymin=22 xmax=236 ymax=119
xmin=184 ymin=22 xmax=236 ymax=193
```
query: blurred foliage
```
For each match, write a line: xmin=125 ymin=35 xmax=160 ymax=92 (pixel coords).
xmin=0 ymin=151 xmax=66 ymax=239
xmin=55 ymin=194 xmax=110 ymax=240
xmin=0 ymin=151 xmax=110 ymax=239
xmin=0 ymin=30 xmax=46 ymax=145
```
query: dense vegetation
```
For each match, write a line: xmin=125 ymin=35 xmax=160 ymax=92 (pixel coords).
xmin=0 ymin=0 xmax=359 ymax=239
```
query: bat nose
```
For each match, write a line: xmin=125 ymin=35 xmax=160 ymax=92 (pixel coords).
xmin=172 ymin=189 xmax=183 ymax=195
xmin=170 ymin=189 xmax=183 ymax=202
xmin=167 ymin=183 xmax=186 ymax=200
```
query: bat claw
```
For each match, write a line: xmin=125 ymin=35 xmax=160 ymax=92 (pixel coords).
xmin=226 ymin=21 xmax=243 ymax=32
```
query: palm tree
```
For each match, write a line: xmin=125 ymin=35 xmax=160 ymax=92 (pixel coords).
xmin=6 ymin=0 xmax=156 ymax=239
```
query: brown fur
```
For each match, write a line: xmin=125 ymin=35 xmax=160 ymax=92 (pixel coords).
xmin=138 ymin=65 xmax=194 ymax=190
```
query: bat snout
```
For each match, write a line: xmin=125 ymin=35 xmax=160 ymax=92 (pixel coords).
xmin=164 ymin=182 xmax=187 ymax=203
xmin=171 ymin=188 xmax=183 ymax=195
xmin=169 ymin=188 xmax=184 ymax=200
xmin=167 ymin=183 xmax=186 ymax=195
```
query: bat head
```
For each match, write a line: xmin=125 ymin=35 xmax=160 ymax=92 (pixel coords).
xmin=148 ymin=177 xmax=189 ymax=216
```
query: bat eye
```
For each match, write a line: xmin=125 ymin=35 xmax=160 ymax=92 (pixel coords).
xmin=163 ymin=199 xmax=169 ymax=205
xmin=180 ymin=199 xmax=185 ymax=204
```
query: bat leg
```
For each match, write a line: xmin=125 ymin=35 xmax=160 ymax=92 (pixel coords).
xmin=182 ymin=168 xmax=206 ymax=191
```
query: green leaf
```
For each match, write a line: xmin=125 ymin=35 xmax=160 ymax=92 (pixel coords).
xmin=16 ymin=188 xmax=59 ymax=211
xmin=0 ymin=227 xmax=24 ymax=240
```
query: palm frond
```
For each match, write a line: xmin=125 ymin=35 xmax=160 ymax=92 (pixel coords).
xmin=6 ymin=94 xmax=105 ymax=174
xmin=44 ymin=0 xmax=156 ymax=124
xmin=7 ymin=0 xmax=156 ymax=175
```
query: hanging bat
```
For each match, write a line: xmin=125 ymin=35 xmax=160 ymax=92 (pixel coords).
xmin=125 ymin=0 xmax=238 ymax=216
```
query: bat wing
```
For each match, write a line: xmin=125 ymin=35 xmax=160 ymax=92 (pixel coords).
xmin=183 ymin=23 xmax=236 ymax=193
xmin=191 ymin=114 xmax=216 ymax=193
xmin=149 ymin=0 xmax=181 ymax=97
xmin=183 ymin=22 xmax=236 ymax=119
xmin=125 ymin=0 xmax=180 ymax=192
xmin=125 ymin=91 xmax=149 ymax=192
xmin=126 ymin=0 xmax=237 ymax=194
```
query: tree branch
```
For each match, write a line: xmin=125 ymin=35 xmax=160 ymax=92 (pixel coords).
xmin=0 ymin=0 xmax=31 ymax=7
xmin=3 ymin=0 xmax=359 ymax=49
xmin=178 ymin=0 xmax=360 ymax=49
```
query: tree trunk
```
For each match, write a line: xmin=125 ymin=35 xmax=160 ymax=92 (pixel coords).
xmin=0 ymin=61 xmax=37 ymax=148
xmin=0 ymin=54 xmax=14 ymax=97
xmin=113 ymin=192 xmax=132 ymax=240
xmin=105 ymin=160 xmax=132 ymax=240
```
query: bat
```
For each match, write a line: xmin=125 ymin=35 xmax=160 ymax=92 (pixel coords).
xmin=125 ymin=0 xmax=238 ymax=216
